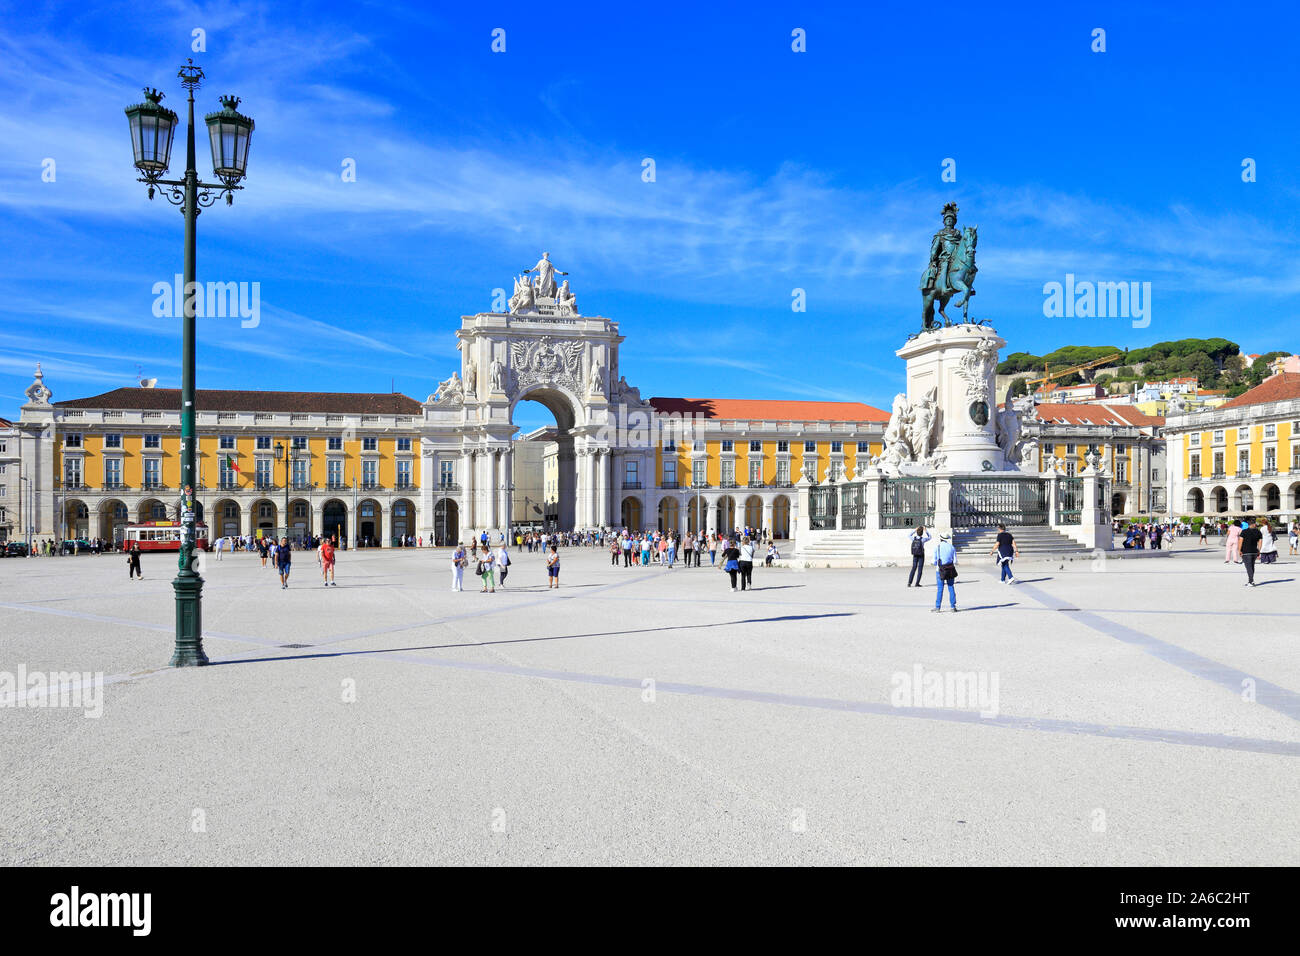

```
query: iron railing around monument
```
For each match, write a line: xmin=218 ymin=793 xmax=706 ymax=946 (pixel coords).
xmin=950 ymin=477 xmax=1049 ymax=528
xmin=1056 ymin=477 xmax=1083 ymax=525
xmin=809 ymin=486 xmax=837 ymax=530
xmin=839 ymin=484 xmax=868 ymax=530
xmin=879 ymin=477 xmax=936 ymax=529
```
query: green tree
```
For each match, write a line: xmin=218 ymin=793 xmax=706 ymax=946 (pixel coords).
xmin=997 ymin=352 xmax=1042 ymax=375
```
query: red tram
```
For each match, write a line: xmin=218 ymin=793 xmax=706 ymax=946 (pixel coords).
xmin=123 ymin=521 xmax=210 ymax=552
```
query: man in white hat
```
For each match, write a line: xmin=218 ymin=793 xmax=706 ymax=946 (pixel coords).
xmin=932 ymin=532 xmax=958 ymax=613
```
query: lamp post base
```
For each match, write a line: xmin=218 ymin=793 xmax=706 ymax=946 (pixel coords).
xmin=170 ymin=568 xmax=208 ymax=666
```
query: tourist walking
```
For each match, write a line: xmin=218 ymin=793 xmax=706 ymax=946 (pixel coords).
xmin=1260 ymin=520 xmax=1278 ymax=565
xmin=319 ymin=536 xmax=336 ymax=587
xmin=127 ymin=542 xmax=142 ymax=580
xmin=990 ymin=523 xmax=1019 ymax=584
xmin=721 ymin=539 xmax=742 ymax=591
xmin=1199 ymin=523 xmax=1208 ymax=545
xmin=451 ymin=543 xmax=467 ymax=591
xmin=738 ymin=536 xmax=755 ymax=590
xmin=1239 ymin=520 xmax=1263 ymax=586
xmin=495 ymin=542 xmax=511 ymax=588
xmin=1289 ymin=520 xmax=1298 ymax=556
xmin=932 ymin=532 xmax=958 ymax=613
xmin=275 ymin=537 xmax=292 ymax=589
xmin=907 ymin=525 xmax=930 ymax=587
xmin=477 ymin=547 xmax=496 ymax=593
xmin=546 ymin=545 xmax=560 ymax=588
xmin=1225 ymin=523 xmax=1241 ymax=563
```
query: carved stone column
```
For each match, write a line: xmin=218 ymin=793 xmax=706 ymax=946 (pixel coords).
xmin=461 ymin=448 xmax=475 ymax=530
xmin=595 ymin=449 xmax=610 ymax=527
xmin=574 ymin=448 xmax=592 ymax=529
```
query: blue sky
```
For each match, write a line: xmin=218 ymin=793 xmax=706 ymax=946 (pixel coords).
xmin=2 ymin=0 xmax=1297 ymax=433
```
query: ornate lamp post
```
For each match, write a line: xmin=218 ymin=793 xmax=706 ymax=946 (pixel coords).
xmin=275 ymin=442 xmax=289 ymax=543
xmin=125 ymin=58 xmax=254 ymax=667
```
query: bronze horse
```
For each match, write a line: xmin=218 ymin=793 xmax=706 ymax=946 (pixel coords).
xmin=921 ymin=225 xmax=978 ymax=330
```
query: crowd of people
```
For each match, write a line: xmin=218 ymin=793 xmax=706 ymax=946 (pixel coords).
xmin=441 ymin=527 xmax=779 ymax=593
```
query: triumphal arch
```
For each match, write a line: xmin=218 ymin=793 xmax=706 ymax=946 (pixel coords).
xmin=419 ymin=254 xmax=658 ymax=541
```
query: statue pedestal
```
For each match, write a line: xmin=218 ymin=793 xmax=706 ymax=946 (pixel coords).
xmin=897 ymin=323 xmax=1007 ymax=473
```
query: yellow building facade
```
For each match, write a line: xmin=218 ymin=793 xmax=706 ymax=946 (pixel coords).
xmin=1165 ymin=373 xmax=1300 ymax=517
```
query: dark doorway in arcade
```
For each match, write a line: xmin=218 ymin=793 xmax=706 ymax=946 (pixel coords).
xmin=322 ymin=499 xmax=347 ymax=546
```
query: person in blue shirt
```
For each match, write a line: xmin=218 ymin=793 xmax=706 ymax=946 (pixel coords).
xmin=932 ymin=532 xmax=958 ymax=613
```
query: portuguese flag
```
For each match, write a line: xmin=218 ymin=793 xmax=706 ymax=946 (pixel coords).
xmin=225 ymin=455 xmax=240 ymax=474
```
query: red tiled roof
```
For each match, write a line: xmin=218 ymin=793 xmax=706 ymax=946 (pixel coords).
xmin=648 ymin=397 xmax=888 ymax=423
xmin=55 ymin=387 xmax=423 ymax=415
xmin=1033 ymin=402 xmax=1164 ymax=427
xmin=1219 ymin=373 xmax=1300 ymax=410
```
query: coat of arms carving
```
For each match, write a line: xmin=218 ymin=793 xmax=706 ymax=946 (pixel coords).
xmin=508 ymin=337 xmax=584 ymax=391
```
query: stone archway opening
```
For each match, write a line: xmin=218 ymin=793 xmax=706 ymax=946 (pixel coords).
xmin=322 ymin=499 xmax=348 ymax=544
xmin=99 ymin=500 xmax=129 ymax=545
xmin=433 ymin=498 xmax=459 ymax=546
xmin=392 ymin=498 xmax=416 ymax=544
xmin=1262 ymin=484 xmax=1281 ymax=512
xmin=772 ymin=495 xmax=791 ymax=539
xmin=358 ymin=499 xmax=381 ymax=547
xmin=621 ymin=496 xmax=642 ymax=530
xmin=715 ymin=496 xmax=736 ymax=535
xmin=513 ymin=386 xmax=582 ymax=532
xmin=215 ymin=499 xmax=241 ymax=539
xmin=65 ymin=499 xmax=89 ymax=539
xmin=658 ymin=496 xmax=679 ymax=533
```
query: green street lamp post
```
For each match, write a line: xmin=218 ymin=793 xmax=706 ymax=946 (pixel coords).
xmin=125 ymin=58 xmax=254 ymax=667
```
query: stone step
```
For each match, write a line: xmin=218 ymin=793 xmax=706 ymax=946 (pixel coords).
xmin=953 ymin=526 xmax=1090 ymax=555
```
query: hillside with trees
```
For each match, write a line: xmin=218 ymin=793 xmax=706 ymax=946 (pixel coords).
xmin=997 ymin=337 xmax=1290 ymax=398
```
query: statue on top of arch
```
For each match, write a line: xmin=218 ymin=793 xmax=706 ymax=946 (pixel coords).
xmin=507 ymin=252 xmax=580 ymax=316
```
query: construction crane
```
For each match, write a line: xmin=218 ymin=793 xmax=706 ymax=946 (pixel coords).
xmin=1026 ymin=351 xmax=1124 ymax=388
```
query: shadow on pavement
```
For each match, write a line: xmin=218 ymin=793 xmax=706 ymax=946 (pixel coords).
xmin=206 ymin=611 xmax=857 ymax=667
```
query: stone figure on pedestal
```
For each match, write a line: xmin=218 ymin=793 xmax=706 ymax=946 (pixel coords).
xmin=880 ymin=393 xmax=913 ymax=469
xmin=430 ymin=371 xmax=463 ymax=405
xmin=920 ymin=202 xmax=978 ymax=331
xmin=588 ymin=360 xmax=604 ymax=395
xmin=611 ymin=375 xmax=642 ymax=405
xmin=556 ymin=280 xmax=578 ymax=315
xmin=489 ymin=358 xmax=506 ymax=393
xmin=907 ymin=387 xmax=938 ymax=461
xmin=995 ymin=390 xmax=1022 ymax=465
xmin=508 ymin=275 xmax=536 ymax=314
xmin=464 ymin=359 xmax=477 ymax=395
xmin=523 ymin=252 xmax=568 ymax=298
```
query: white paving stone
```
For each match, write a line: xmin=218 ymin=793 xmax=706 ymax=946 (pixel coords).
xmin=0 ymin=542 xmax=1296 ymax=865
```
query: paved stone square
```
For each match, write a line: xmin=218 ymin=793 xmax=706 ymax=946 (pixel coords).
xmin=1 ymin=543 xmax=1297 ymax=865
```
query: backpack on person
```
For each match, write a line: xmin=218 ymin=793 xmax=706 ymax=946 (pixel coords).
xmin=910 ymin=535 xmax=925 ymax=556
